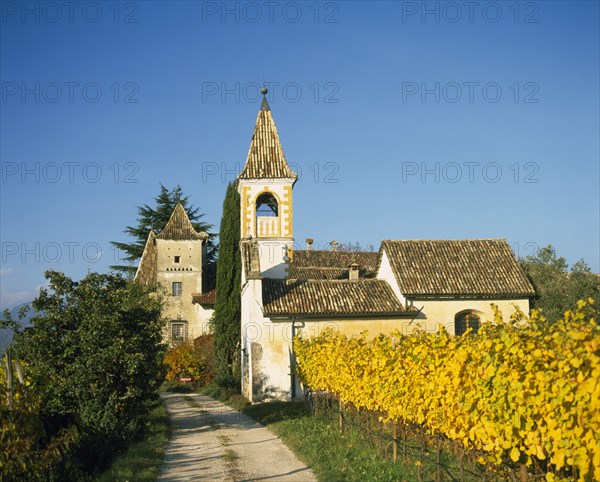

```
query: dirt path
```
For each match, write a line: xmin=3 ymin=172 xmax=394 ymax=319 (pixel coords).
xmin=158 ymin=392 xmax=317 ymax=481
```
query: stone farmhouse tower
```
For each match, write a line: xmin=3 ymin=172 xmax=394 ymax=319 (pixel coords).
xmin=135 ymin=203 xmax=214 ymax=342
xmin=237 ymin=88 xmax=297 ymax=279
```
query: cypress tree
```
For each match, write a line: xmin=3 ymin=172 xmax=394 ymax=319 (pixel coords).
xmin=211 ymin=182 xmax=242 ymax=386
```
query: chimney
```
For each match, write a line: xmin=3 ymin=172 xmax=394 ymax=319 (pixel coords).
xmin=330 ymin=240 xmax=339 ymax=252
xmin=348 ymin=262 xmax=360 ymax=281
xmin=306 ymin=238 xmax=314 ymax=250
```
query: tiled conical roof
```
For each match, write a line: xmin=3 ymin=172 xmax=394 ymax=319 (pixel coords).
xmin=134 ymin=230 xmax=157 ymax=286
xmin=238 ymin=93 xmax=297 ymax=180
xmin=156 ymin=204 xmax=207 ymax=241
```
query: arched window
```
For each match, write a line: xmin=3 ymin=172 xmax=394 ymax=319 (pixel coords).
xmin=256 ymin=192 xmax=278 ymax=217
xmin=455 ymin=312 xmax=480 ymax=336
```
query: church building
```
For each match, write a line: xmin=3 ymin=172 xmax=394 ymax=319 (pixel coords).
xmin=136 ymin=89 xmax=535 ymax=402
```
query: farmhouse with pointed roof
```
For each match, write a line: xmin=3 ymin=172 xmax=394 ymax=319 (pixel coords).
xmin=135 ymin=203 xmax=214 ymax=342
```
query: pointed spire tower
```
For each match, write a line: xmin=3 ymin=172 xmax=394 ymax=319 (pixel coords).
xmin=238 ymin=87 xmax=297 ymax=279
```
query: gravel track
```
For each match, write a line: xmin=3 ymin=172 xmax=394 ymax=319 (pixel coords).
xmin=158 ymin=392 xmax=317 ymax=481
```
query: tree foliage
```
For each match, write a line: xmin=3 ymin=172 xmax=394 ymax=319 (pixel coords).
xmin=163 ymin=334 xmax=215 ymax=386
xmin=111 ymin=184 xmax=216 ymax=275
xmin=0 ymin=377 xmax=79 ymax=482
xmin=211 ymin=183 xmax=241 ymax=386
xmin=4 ymin=270 xmax=165 ymax=477
xmin=337 ymin=241 xmax=376 ymax=252
xmin=520 ymin=245 xmax=600 ymax=322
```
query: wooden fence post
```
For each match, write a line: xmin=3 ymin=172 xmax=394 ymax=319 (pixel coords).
xmin=436 ymin=436 xmax=442 ymax=482
xmin=519 ymin=463 xmax=527 ymax=482
xmin=403 ymin=422 xmax=408 ymax=461
xmin=5 ymin=347 xmax=14 ymax=409
xmin=392 ymin=422 xmax=398 ymax=463
xmin=14 ymin=359 xmax=25 ymax=384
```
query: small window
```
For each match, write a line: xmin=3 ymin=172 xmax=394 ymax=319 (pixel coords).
xmin=455 ymin=312 xmax=481 ymax=336
xmin=172 ymin=282 xmax=182 ymax=297
xmin=171 ymin=321 xmax=187 ymax=342
xmin=174 ymin=256 xmax=180 ymax=263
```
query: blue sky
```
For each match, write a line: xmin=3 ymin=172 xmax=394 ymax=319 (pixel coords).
xmin=1 ymin=0 xmax=598 ymax=310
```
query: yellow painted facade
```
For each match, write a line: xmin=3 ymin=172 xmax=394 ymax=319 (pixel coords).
xmin=241 ymin=297 xmax=531 ymax=402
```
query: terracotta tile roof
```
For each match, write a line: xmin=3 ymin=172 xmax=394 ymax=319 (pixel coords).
xmin=289 ymin=267 xmax=349 ymax=280
xmin=262 ymin=279 xmax=408 ymax=317
xmin=134 ymin=230 xmax=157 ymax=286
xmin=290 ymin=250 xmax=380 ymax=279
xmin=381 ymin=239 xmax=535 ymax=297
xmin=238 ymin=98 xmax=297 ymax=180
xmin=156 ymin=204 xmax=208 ymax=241
xmin=192 ymin=290 xmax=215 ymax=305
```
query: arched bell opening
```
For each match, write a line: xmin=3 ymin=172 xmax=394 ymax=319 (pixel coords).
xmin=255 ymin=192 xmax=280 ymax=237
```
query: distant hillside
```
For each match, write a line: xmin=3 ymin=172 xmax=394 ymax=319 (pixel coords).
xmin=1 ymin=302 xmax=35 ymax=354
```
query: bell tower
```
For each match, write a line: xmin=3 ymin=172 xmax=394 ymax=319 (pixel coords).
xmin=237 ymin=87 xmax=297 ymax=279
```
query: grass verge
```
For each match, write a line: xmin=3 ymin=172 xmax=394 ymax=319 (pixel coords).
xmin=241 ymin=401 xmax=420 ymax=482
xmin=241 ymin=401 xmax=496 ymax=482
xmin=165 ymin=382 xmax=492 ymax=481
xmin=93 ymin=396 xmax=170 ymax=482
xmin=199 ymin=383 xmax=250 ymax=410
xmin=159 ymin=380 xmax=195 ymax=393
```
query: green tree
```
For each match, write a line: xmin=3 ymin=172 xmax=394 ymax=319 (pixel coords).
xmin=521 ymin=245 xmax=600 ymax=322
xmin=337 ymin=241 xmax=376 ymax=252
xmin=111 ymin=184 xmax=216 ymax=275
xmin=211 ymin=183 xmax=241 ymax=386
xmin=7 ymin=270 xmax=165 ymax=476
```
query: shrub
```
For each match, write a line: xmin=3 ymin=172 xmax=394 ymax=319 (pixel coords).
xmin=6 ymin=270 xmax=165 ymax=477
xmin=163 ymin=334 xmax=214 ymax=386
xmin=1 ymin=362 xmax=80 ymax=481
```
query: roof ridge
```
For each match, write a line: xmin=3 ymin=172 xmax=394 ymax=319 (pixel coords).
xmin=156 ymin=203 xmax=207 ymax=241
xmin=133 ymin=230 xmax=157 ymax=285
xmin=382 ymin=238 xmax=508 ymax=242
xmin=280 ymin=278 xmax=383 ymax=283
xmin=295 ymin=249 xmax=378 ymax=253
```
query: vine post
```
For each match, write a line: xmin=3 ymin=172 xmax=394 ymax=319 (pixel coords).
xmin=392 ymin=421 xmax=398 ymax=462
xmin=436 ymin=436 xmax=442 ymax=482
xmin=519 ymin=463 xmax=527 ymax=482
xmin=4 ymin=347 xmax=14 ymax=409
